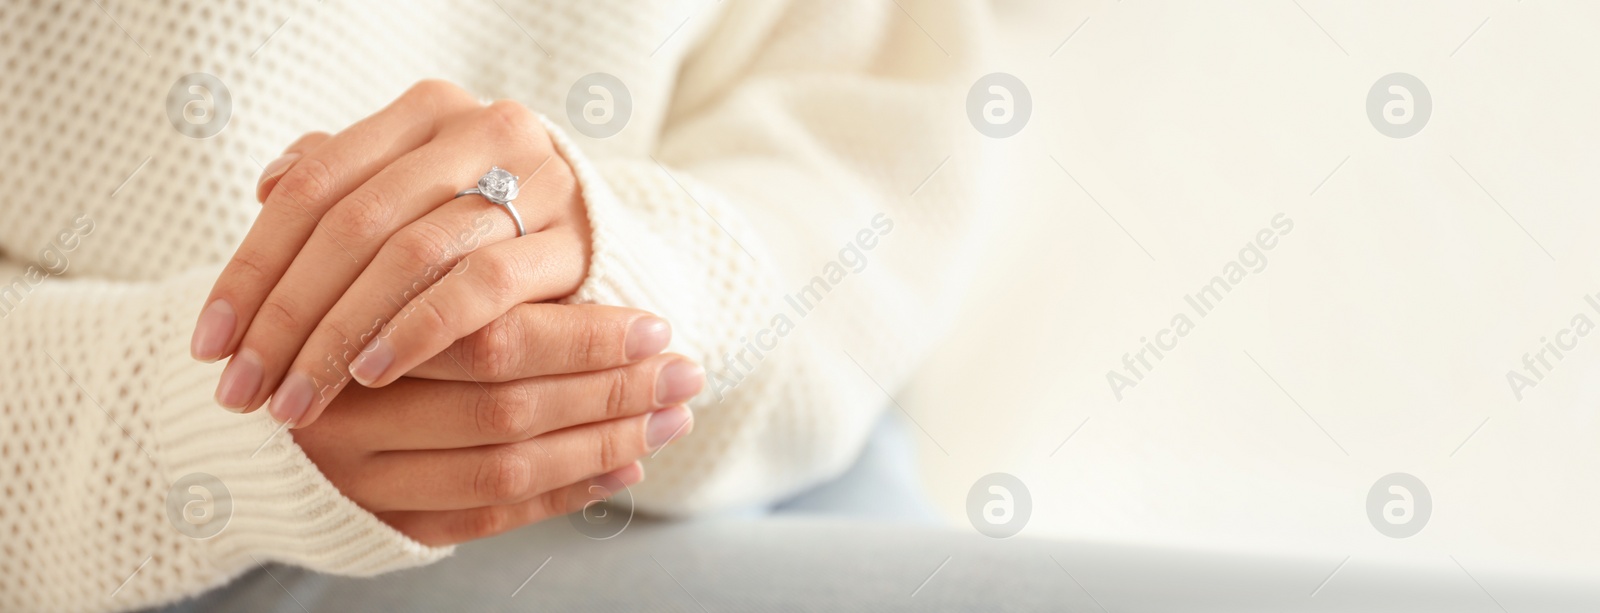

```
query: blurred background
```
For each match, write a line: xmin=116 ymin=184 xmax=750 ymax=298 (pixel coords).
xmin=911 ymin=0 xmax=1600 ymax=576
xmin=12 ymin=0 xmax=1599 ymax=609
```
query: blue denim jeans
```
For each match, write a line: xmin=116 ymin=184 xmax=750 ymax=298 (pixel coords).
xmin=154 ymin=412 xmax=946 ymax=612
xmin=149 ymin=411 xmax=1600 ymax=611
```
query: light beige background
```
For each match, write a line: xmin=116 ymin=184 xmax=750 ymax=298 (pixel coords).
xmin=908 ymin=0 xmax=1600 ymax=577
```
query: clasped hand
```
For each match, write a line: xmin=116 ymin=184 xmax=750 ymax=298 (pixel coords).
xmin=191 ymin=80 xmax=702 ymax=545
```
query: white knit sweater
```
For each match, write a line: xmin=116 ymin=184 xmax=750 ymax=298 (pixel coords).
xmin=0 ymin=1 xmax=991 ymax=610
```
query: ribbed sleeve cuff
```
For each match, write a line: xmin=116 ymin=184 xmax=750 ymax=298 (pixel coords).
xmin=541 ymin=115 xmax=647 ymax=309
xmin=150 ymin=268 xmax=451 ymax=580
xmin=540 ymin=116 xmax=719 ymax=343
xmin=538 ymin=117 xmax=787 ymax=516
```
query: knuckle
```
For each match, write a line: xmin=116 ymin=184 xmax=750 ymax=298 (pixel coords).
xmin=602 ymin=368 xmax=632 ymax=421
xmin=592 ymin=426 xmax=623 ymax=474
xmin=475 ymin=448 xmax=532 ymax=505
xmin=390 ymin=223 xmax=456 ymax=274
xmin=465 ymin=317 xmax=519 ymax=381
xmin=563 ymin=318 xmax=603 ymax=369
xmin=475 ymin=383 xmax=536 ymax=439
xmin=406 ymin=79 xmax=465 ymax=104
xmin=319 ymin=320 xmax=366 ymax=361
xmin=326 ymin=190 xmax=396 ymax=245
xmin=285 ymin=131 xmax=332 ymax=154
xmin=410 ymin=297 xmax=457 ymax=344
xmin=254 ymin=298 xmax=303 ymax=334
xmin=395 ymin=80 xmax=478 ymax=129
xmin=480 ymin=100 xmax=536 ymax=140
xmin=225 ymin=245 xmax=276 ymax=288
xmin=271 ymin=156 xmax=335 ymax=208
xmin=460 ymin=506 xmax=510 ymax=540
xmin=540 ymin=489 xmax=573 ymax=521
xmin=468 ymin=253 xmax=523 ymax=305
xmin=547 ymin=482 xmax=593 ymax=520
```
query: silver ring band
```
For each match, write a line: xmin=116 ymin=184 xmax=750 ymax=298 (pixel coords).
xmin=455 ymin=188 xmax=527 ymax=237
xmin=458 ymin=166 xmax=527 ymax=237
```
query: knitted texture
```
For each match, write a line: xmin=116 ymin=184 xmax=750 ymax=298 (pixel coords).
xmin=0 ymin=0 xmax=992 ymax=610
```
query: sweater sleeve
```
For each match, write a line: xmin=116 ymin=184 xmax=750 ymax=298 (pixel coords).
xmin=550 ymin=0 xmax=996 ymax=514
xmin=0 ymin=255 xmax=449 ymax=612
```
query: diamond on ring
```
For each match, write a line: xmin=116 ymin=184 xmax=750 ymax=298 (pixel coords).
xmin=476 ymin=166 xmax=520 ymax=204
xmin=458 ymin=166 xmax=528 ymax=237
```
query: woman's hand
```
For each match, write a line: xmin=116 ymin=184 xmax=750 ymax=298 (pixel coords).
xmin=294 ymin=345 xmax=698 ymax=546
xmin=191 ymin=80 xmax=599 ymax=428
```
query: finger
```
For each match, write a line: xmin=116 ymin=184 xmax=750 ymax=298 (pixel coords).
xmin=255 ymin=131 xmax=332 ymax=204
xmin=352 ymin=405 xmax=692 ymax=512
xmin=276 ymin=228 xmax=583 ymax=429
xmin=300 ymin=353 xmax=703 ymax=451
xmin=404 ymin=304 xmax=670 ymax=383
xmin=233 ymin=125 xmax=551 ymax=419
xmin=261 ymin=144 xmax=572 ymax=427
xmin=193 ymin=80 xmax=478 ymax=367
xmin=245 ymin=100 xmax=567 ymax=420
xmin=345 ymin=225 xmax=589 ymax=392
xmin=378 ymin=461 xmax=644 ymax=547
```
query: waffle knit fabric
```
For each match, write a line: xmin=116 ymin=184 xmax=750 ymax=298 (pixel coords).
xmin=0 ymin=0 xmax=993 ymax=609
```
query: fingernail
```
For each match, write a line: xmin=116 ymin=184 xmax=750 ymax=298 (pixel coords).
xmin=214 ymin=348 xmax=262 ymax=411
xmin=349 ymin=338 xmax=394 ymax=386
xmin=191 ymin=299 xmax=236 ymax=362
xmin=269 ymin=371 xmax=314 ymax=425
xmin=645 ymin=406 xmax=693 ymax=451
xmin=654 ymin=359 xmax=704 ymax=406
xmin=625 ymin=316 xmax=671 ymax=361
xmin=255 ymin=152 xmax=300 ymax=200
